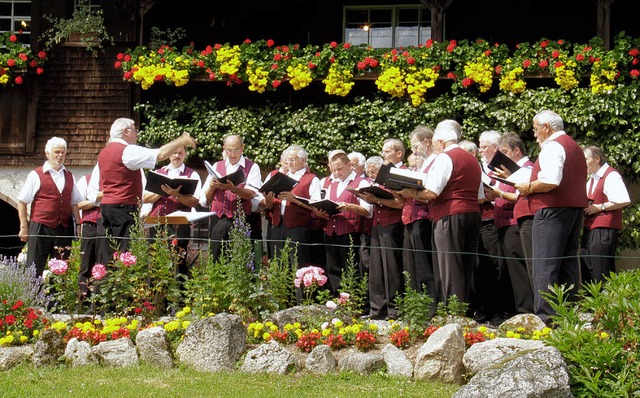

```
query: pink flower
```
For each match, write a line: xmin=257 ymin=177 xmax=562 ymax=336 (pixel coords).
xmin=325 ymin=300 xmax=337 ymax=310
xmin=48 ymin=258 xmax=68 ymax=275
xmin=119 ymin=252 xmax=137 ymax=267
xmin=294 ymin=265 xmax=328 ymax=288
xmin=338 ymin=292 xmax=350 ymax=305
xmin=91 ymin=263 xmax=107 ymax=280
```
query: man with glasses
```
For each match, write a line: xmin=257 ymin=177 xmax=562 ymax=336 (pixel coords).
xmin=88 ymin=118 xmax=197 ymax=264
xmin=200 ymin=134 xmax=262 ymax=260
xmin=515 ymin=110 xmax=588 ymax=325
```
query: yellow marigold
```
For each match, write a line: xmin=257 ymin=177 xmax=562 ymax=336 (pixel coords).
xmin=499 ymin=66 xmax=526 ymax=94
xmin=464 ymin=57 xmax=494 ymax=93
xmin=375 ymin=66 xmax=406 ymax=97
xmin=263 ymin=332 xmax=272 ymax=341
xmin=287 ymin=63 xmax=313 ymax=91
xmin=322 ymin=63 xmax=354 ymax=96
xmin=405 ymin=67 xmax=438 ymax=106
xmin=181 ymin=321 xmax=190 ymax=329
xmin=554 ymin=60 xmax=579 ymax=90
xmin=322 ymin=328 xmax=331 ymax=337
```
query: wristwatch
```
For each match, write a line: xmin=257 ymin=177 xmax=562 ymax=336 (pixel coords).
xmin=600 ymin=203 xmax=606 ymax=212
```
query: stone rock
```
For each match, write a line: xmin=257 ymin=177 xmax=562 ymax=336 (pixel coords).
xmin=64 ymin=338 xmax=97 ymax=366
xmin=136 ymin=326 xmax=174 ymax=368
xmin=92 ymin=338 xmax=139 ymax=367
xmin=32 ymin=328 xmax=66 ymax=367
xmin=499 ymin=314 xmax=547 ymax=335
xmin=270 ymin=305 xmax=332 ymax=328
xmin=0 ymin=345 xmax=33 ymax=371
xmin=176 ymin=313 xmax=245 ymax=372
xmin=454 ymin=346 xmax=572 ymax=398
xmin=241 ymin=340 xmax=296 ymax=374
xmin=382 ymin=343 xmax=413 ymax=378
xmin=338 ymin=352 xmax=385 ymax=374
xmin=414 ymin=323 xmax=465 ymax=384
xmin=305 ymin=344 xmax=337 ymax=374
xmin=463 ymin=338 xmax=545 ymax=376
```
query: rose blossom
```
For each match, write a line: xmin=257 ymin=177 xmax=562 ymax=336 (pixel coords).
xmin=48 ymin=258 xmax=68 ymax=275
xmin=91 ymin=263 xmax=107 ymax=280
xmin=119 ymin=252 xmax=137 ymax=267
xmin=325 ymin=301 xmax=337 ymax=310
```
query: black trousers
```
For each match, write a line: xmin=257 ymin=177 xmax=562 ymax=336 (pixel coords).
xmin=26 ymin=221 xmax=74 ymax=277
xmin=325 ymin=231 xmax=360 ymax=295
xmin=580 ymin=227 xmax=618 ymax=284
xmin=433 ymin=212 xmax=481 ymax=304
xmin=499 ymin=224 xmax=534 ymax=314
xmin=208 ymin=216 xmax=234 ymax=261
xmin=470 ymin=220 xmax=504 ymax=316
xmin=517 ymin=216 xmax=535 ymax=284
xmin=403 ymin=219 xmax=439 ymax=316
xmin=368 ymin=222 xmax=404 ymax=318
xmin=531 ymin=207 xmax=583 ymax=324
xmin=79 ymin=221 xmax=98 ymax=297
xmin=268 ymin=223 xmax=310 ymax=267
xmin=98 ymin=204 xmax=138 ymax=265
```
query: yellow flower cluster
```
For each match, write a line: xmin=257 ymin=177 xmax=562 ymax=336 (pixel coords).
xmin=132 ymin=64 xmax=190 ymax=90
xmin=499 ymin=66 xmax=527 ymax=94
xmin=246 ymin=62 xmax=270 ymax=93
xmin=464 ymin=57 xmax=494 ymax=93
xmin=405 ymin=68 xmax=439 ymax=106
xmin=590 ymin=61 xmax=617 ymax=94
xmin=0 ymin=74 xmax=9 ymax=85
xmin=531 ymin=327 xmax=553 ymax=340
xmin=375 ymin=66 xmax=407 ymax=97
xmin=322 ymin=63 xmax=354 ymax=96
xmin=0 ymin=331 xmax=28 ymax=346
xmin=287 ymin=63 xmax=313 ymax=90
xmin=217 ymin=45 xmax=242 ymax=76
xmin=554 ymin=60 xmax=579 ymax=90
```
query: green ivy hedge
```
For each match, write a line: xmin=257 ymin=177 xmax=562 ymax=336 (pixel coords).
xmin=135 ymin=85 xmax=640 ymax=250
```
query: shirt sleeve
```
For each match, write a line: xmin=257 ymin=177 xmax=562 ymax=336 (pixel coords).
xmin=603 ymin=171 xmax=631 ymax=204
xmin=86 ymin=164 xmax=100 ymax=205
xmin=424 ymin=154 xmax=453 ymax=195
xmin=356 ymin=178 xmax=373 ymax=217
xmin=122 ymin=145 xmax=159 ymax=170
xmin=17 ymin=171 xmax=40 ymax=204
xmin=536 ymin=141 xmax=566 ymax=185
xmin=245 ymin=163 xmax=262 ymax=193
xmin=199 ymin=175 xmax=213 ymax=207
xmin=308 ymin=177 xmax=322 ymax=201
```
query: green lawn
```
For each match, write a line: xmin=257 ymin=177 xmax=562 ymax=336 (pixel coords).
xmin=0 ymin=363 xmax=459 ymax=398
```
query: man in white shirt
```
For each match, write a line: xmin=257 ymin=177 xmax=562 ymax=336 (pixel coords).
xmin=200 ymin=134 xmax=261 ymax=260
xmin=87 ymin=117 xmax=197 ymax=264
xmin=18 ymin=137 xmax=83 ymax=276
xmin=581 ymin=145 xmax=631 ymax=283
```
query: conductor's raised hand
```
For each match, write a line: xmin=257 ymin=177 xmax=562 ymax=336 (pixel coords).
xmin=180 ymin=132 xmax=197 ymax=149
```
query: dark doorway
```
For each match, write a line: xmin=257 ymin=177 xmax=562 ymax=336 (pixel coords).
xmin=0 ymin=200 xmax=23 ymax=258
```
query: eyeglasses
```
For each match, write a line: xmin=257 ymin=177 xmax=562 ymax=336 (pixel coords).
xmin=224 ymin=148 xmax=241 ymax=154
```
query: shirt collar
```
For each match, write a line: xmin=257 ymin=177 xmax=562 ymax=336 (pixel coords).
xmin=517 ymin=156 xmax=530 ymax=166
xmin=393 ymin=161 xmax=404 ymax=168
xmin=226 ymin=156 xmax=246 ymax=169
xmin=165 ymin=163 xmax=185 ymax=173
xmin=111 ymin=137 xmax=129 ymax=145
xmin=594 ymin=163 xmax=609 ymax=178
xmin=444 ymin=143 xmax=460 ymax=152
xmin=43 ymin=161 xmax=65 ymax=174
xmin=290 ymin=167 xmax=307 ymax=178
xmin=541 ymin=131 xmax=566 ymax=148
xmin=339 ymin=171 xmax=356 ymax=183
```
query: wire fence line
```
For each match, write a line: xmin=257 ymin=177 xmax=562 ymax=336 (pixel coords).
xmin=0 ymin=233 xmax=636 ymax=262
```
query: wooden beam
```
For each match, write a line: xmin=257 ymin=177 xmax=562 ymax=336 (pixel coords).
xmin=597 ymin=0 xmax=614 ymax=50
xmin=421 ymin=0 xmax=455 ymax=42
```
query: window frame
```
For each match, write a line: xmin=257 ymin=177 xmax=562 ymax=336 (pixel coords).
xmin=343 ymin=4 xmax=430 ymax=49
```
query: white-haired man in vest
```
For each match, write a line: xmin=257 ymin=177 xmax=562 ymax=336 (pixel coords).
xmin=18 ymin=137 xmax=83 ymax=277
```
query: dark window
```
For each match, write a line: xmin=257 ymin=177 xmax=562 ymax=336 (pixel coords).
xmin=344 ymin=5 xmax=430 ymax=48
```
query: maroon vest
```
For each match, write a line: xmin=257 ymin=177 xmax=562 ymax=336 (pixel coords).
xmin=80 ymin=174 xmax=100 ymax=224
xmin=529 ymin=134 xmax=588 ymax=213
xmin=324 ymin=176 xmax=364 ymax=236
xmin=149 ymin=166 xmax=195 ymax=216
xmin=268 ymin=172 xmax=316 ymax=228
xmin=209 ymin=159 xmax=253 ymax=218
xmin=584 ymin=167 xmax=624 ymax=230
xmin=430 ymin=147 xmax=481 ymax=222
xmin=98 ymin=142 xmax=143 ymax=205
xmin=371 ymin=184 xmax=402 ymax=227
xmin=402 ymin=162 xmax=432 ymax=225
xmin=513 ymin=159 xmax=535 ymax=221
xmin=31 ymin=167 xmax=74 ymax=229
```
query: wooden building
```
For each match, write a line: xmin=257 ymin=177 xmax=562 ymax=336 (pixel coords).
xmin=0 ymin=0 xmax=638 ymax=256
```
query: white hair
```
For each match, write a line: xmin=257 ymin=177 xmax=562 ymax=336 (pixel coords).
xmin=286 ymin=144 xmax=308 ymax=160
xmin=433 ymin=119 xmax=460 ymax=143
xmin=348 ymin=152 xmax=366 ymax=166
xmin=479 ymin=130 xmax=502 ymax=146
xmin=365 ymin=155 xmax=384 ymax=169
xmin=459 ymin=140 xmax=478 ymax=155
xmin=45 ymin=137 xmax=67 ymax=153
xmin=534 ymin=110 xmax=564 ymax=132
xmin=110 ymin=118 xmax=135 ymax=140
xmin=434 ymin=119 xmax=461 ymax=140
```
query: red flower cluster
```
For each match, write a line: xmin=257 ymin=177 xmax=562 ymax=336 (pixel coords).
xmin=423 ymin=325 xmax=439 ymax=338
xmin=355 ymin=330 xmax=376 ymax=351
xmin=464 ymin=331 xmax=486 ymax=348
xmin=389 ymin=329 xmax=411 ymax=349
xmin=324 ymin=333 xmax=347 ymax=349
xmin=295 ymin=331 xmax=322 ymax=353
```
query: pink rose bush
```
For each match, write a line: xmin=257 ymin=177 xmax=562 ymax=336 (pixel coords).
xmin=294 ymin=266 xmax=327 ymax=288
xmin=91 ymin=263 xmax=107 ymax=280
xmin=48 ymin=258 xmax=68 ymax=275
